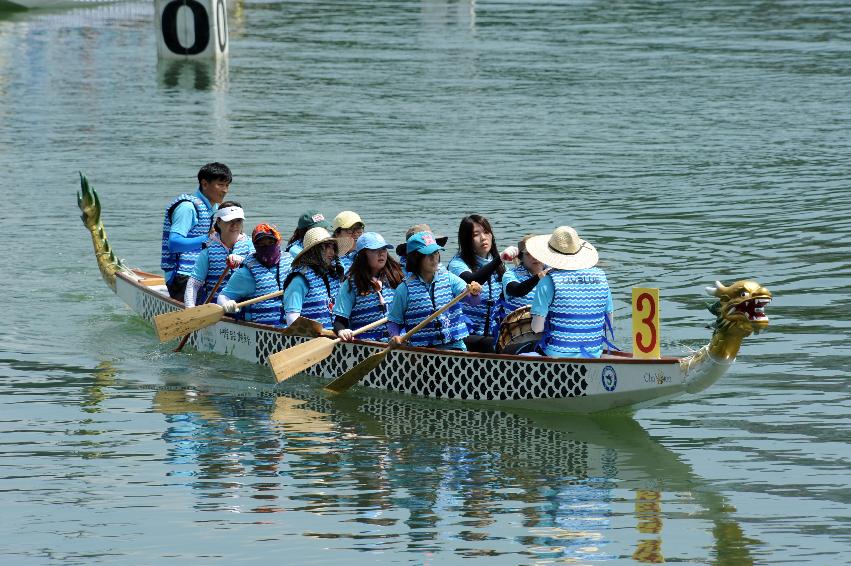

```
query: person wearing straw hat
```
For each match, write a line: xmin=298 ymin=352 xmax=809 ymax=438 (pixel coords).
xmin=282 ymin=226 xmax=354 ymax=329
xmin=387 ymin=231 xmax=482 ymax=351
xmin=216 ymin=223 xmax=293 ymax=326
xmin=332 ymin=211 xmax=366 ymax=274
xmin=527 ymin=226 xmax=614 ymax=358
xmin=183 ymin=201 xmax=255 ymax=307
xmin=285 ymin=210 xmax=333 ymax=258
xmin=501 ymin=234 xmax=551 ymax=313
xmin=447 ymin=214 xmax=519 ymax=352
xmin=334 ymin=232 xmax=404 ymax=342
xmin=395 ymin=223 xmax=449 ymax=272
xmin=160 ymin=162 xmax=232 ymax=300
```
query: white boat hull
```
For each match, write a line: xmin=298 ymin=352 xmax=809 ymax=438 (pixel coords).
xmin=115 ymin=271 xmax=711 ymax=414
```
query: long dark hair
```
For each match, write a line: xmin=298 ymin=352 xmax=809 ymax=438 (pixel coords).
xmin=405 ymin=251 xmax=428 ymax=277
xmin=287 ymin=227 xmax=308 ymax=247
xmin=458 ymin=214 xmax=505 ymax=277
xmin=348 ymin=251 xmax=404 ymax=294
xmin=213 ymin=200 xmax=242 ymax=234
xmin=292 ymin=243 xmax=343 ymax=280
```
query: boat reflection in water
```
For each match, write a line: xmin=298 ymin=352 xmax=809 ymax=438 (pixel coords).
xmin=151 ymin=379 xmax=760 ymax=563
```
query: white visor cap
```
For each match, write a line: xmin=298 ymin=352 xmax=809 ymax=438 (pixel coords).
xmin=215 ymin=206 xmax=245 ymax=222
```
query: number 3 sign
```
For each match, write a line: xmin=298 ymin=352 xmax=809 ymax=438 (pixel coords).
xmin=632 ymin=288 xmax=660 ymax=359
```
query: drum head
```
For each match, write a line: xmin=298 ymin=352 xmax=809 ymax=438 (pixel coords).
xmin=497 ymin=306 xmax=542 ymax=354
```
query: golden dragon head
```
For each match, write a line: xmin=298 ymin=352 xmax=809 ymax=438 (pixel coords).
xmin=703 ymin=280 xmax=772 ymax=361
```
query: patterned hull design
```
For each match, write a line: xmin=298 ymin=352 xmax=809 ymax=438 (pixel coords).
xmin=116 ymin=271 xmax=711 ymax=414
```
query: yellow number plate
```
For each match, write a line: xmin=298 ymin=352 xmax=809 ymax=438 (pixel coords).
xmin=632 ymin=288 xmax=660 ymax=359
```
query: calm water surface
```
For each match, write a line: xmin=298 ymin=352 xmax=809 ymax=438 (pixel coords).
xmin=1 ymin=1 xmax=849 ymax=563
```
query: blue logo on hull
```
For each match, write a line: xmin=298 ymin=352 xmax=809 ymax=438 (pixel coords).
xmin=601 ymin=365 xmax=617 ymax=392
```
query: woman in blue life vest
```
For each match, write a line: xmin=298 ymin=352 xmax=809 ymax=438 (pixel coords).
xmin=284 ymin=210 xmax=333 ymax=258
xmin=447 ymin=214 xmax=518 ymax=353
xmin=501 ymin=234 xmax=552 ymax=313
xmin=334 ymin=232 xmax=404 ymax=343
xmin=527 ymin=226 xmax=615 ymax=359
xmin=332 ymin=211 xmax=365 ymax=274
xmin=217 ymin=224 xmax=293 ymax=326
xmin=183 ymin=202 xmax=255 ymax=307
xmin=387 ymin=231 xmax=482 ymax=351
xmin=282 ymin=226 xmax=353 ymax=329
xmin=161 ymin=162 xmax=232 ymax=300
xmin=395 ymin=223 xmax=448 ymax=273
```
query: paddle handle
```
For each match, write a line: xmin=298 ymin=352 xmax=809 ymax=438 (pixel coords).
xmin=399 ymin=288 xmax=470 ymax=343
xmin=235 ymin=289 xmax=284 ymax=308
xmin=350 ymin=316 xmax=389 ymax=338
xmin=175 ymin=267 xmax=230 ymax=352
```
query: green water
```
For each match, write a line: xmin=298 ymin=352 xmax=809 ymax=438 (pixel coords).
xmin=1 ymin=1 xmax=849 ymax=563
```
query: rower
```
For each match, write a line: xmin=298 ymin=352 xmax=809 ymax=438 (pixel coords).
xmin=334 ymin=232 xmax=403 ymax=343
xmin=285 ymin=210 xmax=332 ymax=258
xmin=501 ymin=235 xmax=551 ymax=312
xmin=283 ymin=227 xmax=353 ymax=329
xmin=387 ymin=231 xmax=482 ymax=351
xmin=332 ymin=210 xmax=365 ymax=274
xmin=447 ymin=214 xmax=518 ymax=352
xmin=217 ymin=224 xmax=292 ymax=326
xmin=183 ymin=201 xmax=254 ymax=307
xmin=527 ymin=226 xmax=614 ymax=358
xmin=395 ymin=223 xmax=448 ymax=272
xmin=160 ymin=162 xmax=232 ymax=300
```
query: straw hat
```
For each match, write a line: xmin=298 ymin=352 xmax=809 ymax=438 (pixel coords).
xmin=525 ymin=226 xmax=598 ymax=270
xmin=292 ymin=226 xmax=354 ymax=265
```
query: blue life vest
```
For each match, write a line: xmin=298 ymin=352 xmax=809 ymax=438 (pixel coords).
xmin=242 ymin=255 xmax=287 ymax=326
xmin=348 ymin=279 xmax=394 ymax=341
xmin=502 ymin=264 xmax=537 ymax=312
xmin=160 ymin=193 xmax=214 ymax=276
xmin=199 ymin=235 xmax=253 ymax=304
xmin=448 ymin=254 xmax=503 ymax=337
xmin=402 ymin=271 xmax=469 ymax=348
xmin=286 ymin=239 xmax=303 ymax=258
xmin=540 ymin=267 xmax=612 ymax=358
xmin=290 ymin=267 xmax=340 ymax=329
xmin=339 ymin=252 xmax=356 ymax=275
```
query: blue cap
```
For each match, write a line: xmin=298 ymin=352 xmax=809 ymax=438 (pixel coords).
xmin=406 ymin=231 xmax=445 ymax=255
xmin=355 ymin=232 xmax=393 ymax=255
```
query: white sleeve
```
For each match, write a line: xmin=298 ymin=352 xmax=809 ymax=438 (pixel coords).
xmin=184 ymin=277 xmax=204 ymax=307
xmin=216 ymin=292 xmax=234 ymax=306
xmin=285 ymin=312 xmax=300 ymax=326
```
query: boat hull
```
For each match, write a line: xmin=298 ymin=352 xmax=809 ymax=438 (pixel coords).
xmin=116 ymin=272 xmax=692 ymax=413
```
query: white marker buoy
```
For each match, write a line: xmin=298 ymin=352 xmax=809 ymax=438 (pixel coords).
xmin=155 ymin=0 xmax=228 ymax=60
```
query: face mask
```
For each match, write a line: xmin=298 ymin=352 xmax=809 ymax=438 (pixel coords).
xmin=255 ymin=243 xmax=281 ymax=268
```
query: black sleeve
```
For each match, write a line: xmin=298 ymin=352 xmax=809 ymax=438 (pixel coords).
xmin=456 ymin=256 xmax=503 ymax=284
xmin=333 ymin=315 xmax=350 ymax=334
xmin=505 ymin=275 xmax=540 ymax=298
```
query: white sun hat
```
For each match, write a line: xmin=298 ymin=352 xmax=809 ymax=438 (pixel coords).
xmin=525 ymin=226 xmax=599 ymax=270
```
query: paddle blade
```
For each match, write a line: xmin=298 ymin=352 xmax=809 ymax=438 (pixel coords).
xmin=154 ymin=303 xmax=224 ymax=342
xmin=324 ymin=348 xmax=391 ymax=393
xmin=270 ymin=337 xmax=338 ymax=383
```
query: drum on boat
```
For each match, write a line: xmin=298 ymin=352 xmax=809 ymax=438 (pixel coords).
xmin=496 ymin=306 xmax=542 ymax=355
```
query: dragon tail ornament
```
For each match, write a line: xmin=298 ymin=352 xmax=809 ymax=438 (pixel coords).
xmin=77 ymin=172 xmax=132 ymax=291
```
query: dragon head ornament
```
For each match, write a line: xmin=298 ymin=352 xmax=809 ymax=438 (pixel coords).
xmin=704 ymin=279 xmax=772 ymax=361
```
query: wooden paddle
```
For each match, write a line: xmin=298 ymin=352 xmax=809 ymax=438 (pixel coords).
xmin=174 ymin=267 xmax=231 ymax=352
xmin=324 ymin=288 xmax=471 ymax=393
xmin=154 ymin=289 xmax=284 ymax=342
xmin=269 ymin=317 xmax=389 ymax=383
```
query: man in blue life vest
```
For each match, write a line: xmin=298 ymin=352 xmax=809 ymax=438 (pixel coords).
xmin=526 ymin=226 xmax=615 ymax=358
xmin=160 ymin=162 xmax=232 ymax=300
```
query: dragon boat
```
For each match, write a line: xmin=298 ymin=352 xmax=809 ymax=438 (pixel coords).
xmin=78 ymin=174 xmax=772 ymax=414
